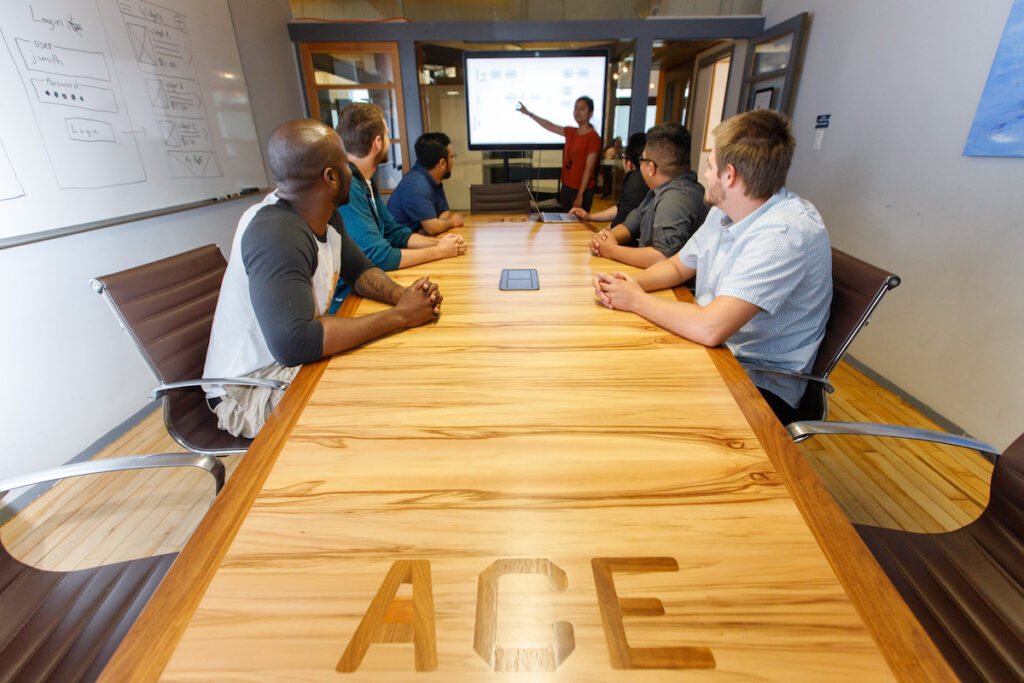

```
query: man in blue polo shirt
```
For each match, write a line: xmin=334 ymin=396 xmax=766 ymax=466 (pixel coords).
xmin=593 ymin=110 xmax=832 ymax=425
xmin=388 ymin=132 xmax=465 ymax=236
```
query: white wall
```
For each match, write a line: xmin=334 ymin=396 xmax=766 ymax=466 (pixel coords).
xmin=761 ymin=0 xmax=1024 ymax=449
xmin=0 ymin=0 xmax=303 ymax=494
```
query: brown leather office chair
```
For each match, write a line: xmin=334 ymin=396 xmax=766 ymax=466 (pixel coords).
xmin=469 ymin=183 xmax=531 ymax=214
xmin=0 ymin=541 xmax=178 ymax=681
xmin=743 ymin=248 xmax=900 ymax=430
xmin=91 ymin=244 xmax=288 ymax=456
xmin=787 ymin=421 xmax=1024 ymax=681
xmin=0 ymin=455 xmax=222 ymax=680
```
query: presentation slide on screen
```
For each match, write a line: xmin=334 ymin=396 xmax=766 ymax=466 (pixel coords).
xmin=465 ymin=54 xmax=606 ymax=149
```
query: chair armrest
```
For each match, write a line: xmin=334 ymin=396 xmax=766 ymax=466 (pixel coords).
xmin=786 ymin=421 xmax=1001 ymax=463
xmin=0 ymin=452 xmax=225 ymax=498
xmin=739 ymin=364 xmax=835 ymax=394
xmin=150 ymin=377 xmax=289 ymax=400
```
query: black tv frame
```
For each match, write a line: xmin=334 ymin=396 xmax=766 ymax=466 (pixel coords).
xmin=463 ymin=48 xmax=610 ymax=151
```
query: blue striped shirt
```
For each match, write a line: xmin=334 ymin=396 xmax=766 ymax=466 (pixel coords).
xmin=678 ymin=189 xmax=832 ymax=406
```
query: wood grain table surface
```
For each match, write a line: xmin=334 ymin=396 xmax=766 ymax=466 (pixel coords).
xmin=102 ymin=217 xmax=953 ymax=681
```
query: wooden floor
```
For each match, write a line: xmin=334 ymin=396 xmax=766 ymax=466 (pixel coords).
xmin=802 ymin=363 xmax=992 ymax=531
xmin=1 ymin=360 xmax=993 ymax=572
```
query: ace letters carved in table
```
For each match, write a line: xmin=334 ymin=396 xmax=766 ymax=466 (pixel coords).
xmin=102 ymin=220 xmax=955 ymax=682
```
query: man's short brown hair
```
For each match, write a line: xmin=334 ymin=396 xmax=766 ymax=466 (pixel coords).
xmin=712 ymin=110 xmax=795 ymax=199
xmin=337 ymin=102 xmax=387 ymax=158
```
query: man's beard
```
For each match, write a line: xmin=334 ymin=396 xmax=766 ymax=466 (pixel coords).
xmin=703 ymin=179 xmax=723 ymax=208
xmin=376 ymin=145 xmax=389 ymax=165
xmin=335 ymin=178 xmax=351 ymax=207
xmin=442 ymin=166 xmax=452 ymax=180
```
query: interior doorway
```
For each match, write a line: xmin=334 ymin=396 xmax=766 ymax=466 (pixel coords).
xmin=690 ymin=47 xmax=733 ymax=181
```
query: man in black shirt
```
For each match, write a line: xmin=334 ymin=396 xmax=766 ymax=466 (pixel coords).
xmin=569 ymin=132 xmax=649 ymax=227
xmin=203 ymin=119 xmax=443 ymax=437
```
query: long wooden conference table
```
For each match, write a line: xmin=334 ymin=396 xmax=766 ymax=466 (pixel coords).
xmin=102 ymin=216 xmax=954 ymax=681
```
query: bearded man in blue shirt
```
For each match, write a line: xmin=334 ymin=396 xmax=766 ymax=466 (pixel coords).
xmin=388 ymin=132 xmax=465 ymax=236
xmin=594 ymin=110 xmax=832 ymax=425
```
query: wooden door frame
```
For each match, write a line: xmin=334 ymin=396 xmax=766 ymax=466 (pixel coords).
xmin=298 ymin=41 xmax=410 ymax=186
xmin=693 ymin=45 xmax=735 ymax=153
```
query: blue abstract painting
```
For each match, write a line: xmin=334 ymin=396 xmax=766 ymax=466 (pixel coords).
xmin=964 ymin=0 xmax=1024 ymax=156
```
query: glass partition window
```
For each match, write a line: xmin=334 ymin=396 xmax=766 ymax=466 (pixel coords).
xmin=751 ymin=32 xmax=793 ymax=75
xmin=315 ymin=89 xmax=399 ymax=134
xmin=299 ymin=42 xmax=408 ymax=192
xmin=312 ymin=53 xmax=395 ymax=86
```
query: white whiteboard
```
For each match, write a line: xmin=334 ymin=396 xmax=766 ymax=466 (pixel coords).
xmin=0 ymin=0 xmax=265 ymax=247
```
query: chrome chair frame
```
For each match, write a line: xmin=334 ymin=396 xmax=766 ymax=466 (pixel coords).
xmin=0 ymin=452 xmax=224 ymax=680
xmin=787 ymin=421 xmax=1000 ymax=464
xmin=742 ymin=249 xmax=901 ymax=434
xmin=1 ymin=452 xmax=225 ymax=500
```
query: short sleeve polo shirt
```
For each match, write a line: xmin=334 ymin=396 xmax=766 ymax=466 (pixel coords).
xmin=387 ymin=163 xmax=450 ymax=231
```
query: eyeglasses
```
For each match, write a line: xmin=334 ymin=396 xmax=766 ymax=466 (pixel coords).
xmin=639 ymin=156 xmax=658 ymax=169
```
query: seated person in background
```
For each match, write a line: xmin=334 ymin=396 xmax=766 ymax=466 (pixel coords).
xmin=204 ymin=119 xmax=443 ymax=438
xmin=387 ymin=132 xmax=464 ymax=236
xmin=604 ymin=136 xmax=623 ymax=159
xmin=599 ymin=136 xmax=622 ymax=197
xmin=570 ymin=131 xmax=649 ymax=227
xmin=333 ymin=102 xmax=466 ymax=311
xmin=587 ymin=123 xmax=707 ymax=268
xmin=593 ymin=110 xmax=832 ymax=425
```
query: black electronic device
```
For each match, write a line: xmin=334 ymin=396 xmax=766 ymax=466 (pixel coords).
xmin=499 ymin=269 xmax=539 ymax=290
xmin=464 ymin=49 xmax=609 ymax=151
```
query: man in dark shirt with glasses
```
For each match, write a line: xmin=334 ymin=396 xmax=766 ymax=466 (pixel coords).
xmin=587 ymin=123 xmax=707 ymax=268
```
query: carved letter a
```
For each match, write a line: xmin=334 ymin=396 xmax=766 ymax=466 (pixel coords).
xmin=337 ymin=560 xmax=437 ymax=672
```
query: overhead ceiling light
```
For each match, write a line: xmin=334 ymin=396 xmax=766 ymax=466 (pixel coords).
xmin=446 ymin=90 xmax=459 ymax=95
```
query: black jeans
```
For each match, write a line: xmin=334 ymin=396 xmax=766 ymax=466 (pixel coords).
xmin=758 ymin=387 xmax=805 ymax=426
xmin=559 ymin=185 xmax=594 ymax=212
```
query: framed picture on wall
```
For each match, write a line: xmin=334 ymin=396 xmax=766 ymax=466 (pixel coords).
xmin=752 ymin=87 xmax=775 ymax=111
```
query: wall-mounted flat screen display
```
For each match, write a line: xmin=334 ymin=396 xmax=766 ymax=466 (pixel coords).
xmin=464 ymin=49 xmax=608 ymax=150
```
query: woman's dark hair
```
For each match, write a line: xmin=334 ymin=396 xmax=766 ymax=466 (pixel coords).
xmin=575 ymin=96 xmax=594 ymax=114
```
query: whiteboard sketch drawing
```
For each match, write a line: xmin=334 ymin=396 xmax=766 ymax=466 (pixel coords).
xmin=0 ymin=2 xmax=146 ymax=189
xmin=117 ymin=0 xmax=223 ymax=178
xmin=0 ymin=139 xmax=25 ymax=201
xmin=168 ymin=150 xmax=221 ymax=178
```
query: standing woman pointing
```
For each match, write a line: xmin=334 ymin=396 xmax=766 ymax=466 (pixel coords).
xmin=517 ymin=96 xmax=602 ymax=212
